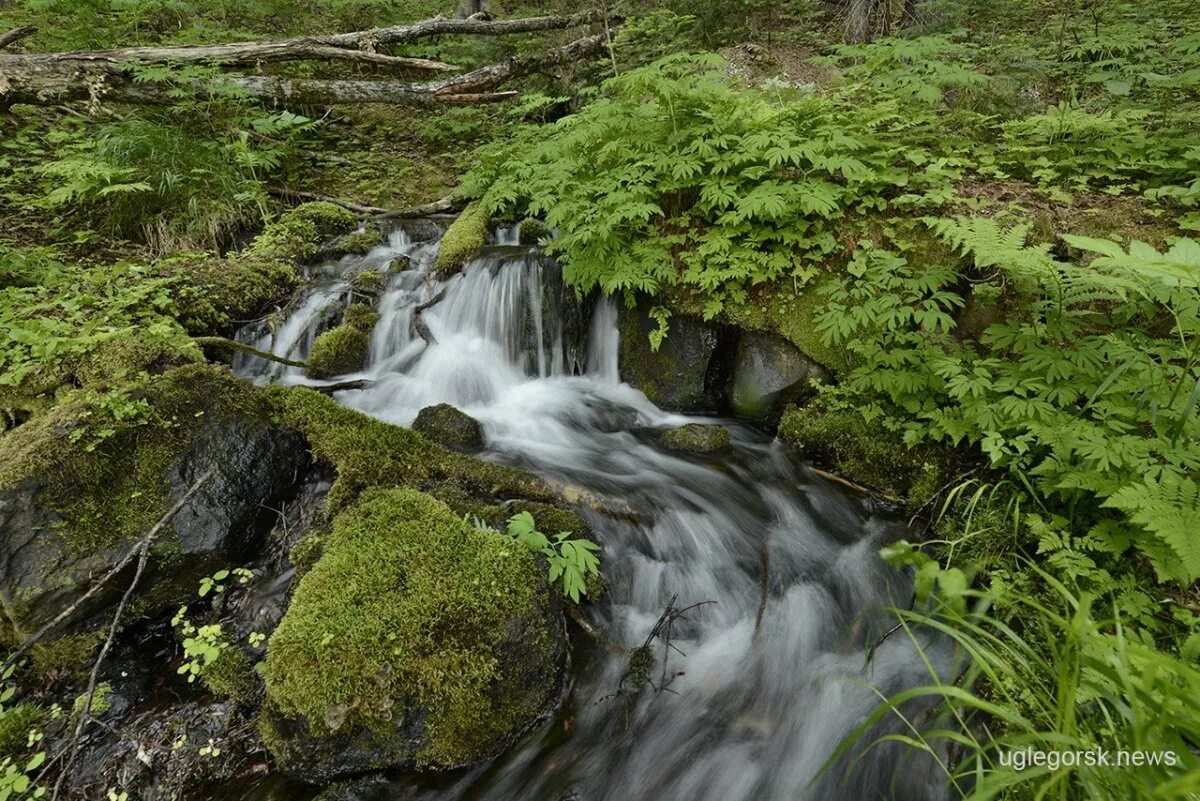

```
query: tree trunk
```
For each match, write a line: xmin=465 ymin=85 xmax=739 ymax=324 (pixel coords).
xmin=846 ymin=0 xmax=874 ymax=43
xmin=0 ymin=14 xmax=613 ymax=110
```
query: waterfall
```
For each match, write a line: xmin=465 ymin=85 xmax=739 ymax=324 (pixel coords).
xmin=234 ymin=221 xmax=949 ymax=801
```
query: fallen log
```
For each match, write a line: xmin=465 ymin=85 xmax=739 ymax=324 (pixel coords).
xmin=0 ymin=26 xmax=36 ymax=50
xmin=0 ymin=12 xmax=615 ymax=110
xmin=270 ymin=189 xmax=463 ymax=218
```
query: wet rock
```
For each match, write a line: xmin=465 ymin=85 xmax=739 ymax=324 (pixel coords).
xmin=412 ymin=403 xmax=484 ymax=451
xmin=386 ymin=254 xmax=412 ymax=273
xmin=64 ymin=699 xmax=255 ymax=800
xmin=0 ymin=366 xmax=308 ymax=639
xmin=659 ymin=423 xmax=731 ymax=453
xmin=730 ymin=332 xmax=828 ymax=425
xmin=518 ymin=217 xmax=550 ymax=246
xmin=618 ymin=300 xmax=735 ymax=412
xmin=260 ymin=488 xmax=566 ymax=783
xmin=328 ymin=226 xmax=383 ymax=257
xmin=538 ymin=260 xmax=593 ymax=376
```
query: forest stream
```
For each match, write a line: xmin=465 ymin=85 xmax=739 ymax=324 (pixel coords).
xmin=229 ymin=221 xmax=949 ymax=801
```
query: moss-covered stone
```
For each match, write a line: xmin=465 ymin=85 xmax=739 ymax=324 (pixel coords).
xmin=777 ymin=393 xmax=941 ymax=498
xmin=331 ymin=227 xmax=383 ymax=257
xmin=29 ymin=630 xmax=104 ymax=678
xmin=659 ymin=423 xmax=731 ymax=453
xmin=340 ymin=303 xmax=379 ymax=333
xmin=664 ymin=277 xmax=848 ymax=373
xmin=306 ymin=325 xmax=370 ymax=380
xmin=269 ymin=387 xmax=553 ymax=514
xmin=260 ymin=487 xmax=565 ymax=781
xmin=412 ymin=404 xmax=483 ymax=451
xmin=0 ymin=364 xmax=307 ymax=637
xmin=618 ymin=301 xmax=732 ymax=412
xmin=517 ymin=218 xmax=550 ymax=246
xmin=72 ymin=682 xmax=113 ymax=717
xmin=434 ymin=203 xmax=489 ymax=275
xmin=349 ymin=270 xmax=383 ymax=296
xmin=165 ymin=202 xmax=357 ymax=336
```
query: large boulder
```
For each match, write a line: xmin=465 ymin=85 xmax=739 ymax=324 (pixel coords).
xmin=618 ymin=300 xmax=734 ymax=412
xmin=730 ymin=332 xmax=828 ymax=425
xmin=260 ymin=487 xmax=566 ymax=783
xmin=0 ymin=365 xmax=307 ymax=640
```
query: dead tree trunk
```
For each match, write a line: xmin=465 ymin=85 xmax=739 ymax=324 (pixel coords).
xmin=846 ymin=0 xmax=875 ymax=43
xmin=0 ymin=11 xmax=614 ymax=110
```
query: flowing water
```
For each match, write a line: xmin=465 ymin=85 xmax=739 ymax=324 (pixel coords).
xmin=235 ymin=221 xmax=950 ymax=801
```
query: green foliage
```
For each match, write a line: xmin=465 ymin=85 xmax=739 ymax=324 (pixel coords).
xmin=306 ymin=325 xmax=369 ymax=380
xmin=0 ymin=664 xmax=47 ymax=800
xmin=826 ymin=34 xmax=990 ymax=105
xmin=34 ymin=101 xmax=314 ymax=254
xmin=504 ymin=511 xmax=600 ymax=603
xmin=839 ymin=566 xmax=1200 ymax=800
xmin=816 ymin=221 xmax=1200 ymax=581
xmin=466 ymin=54 xmax=954 ymax=312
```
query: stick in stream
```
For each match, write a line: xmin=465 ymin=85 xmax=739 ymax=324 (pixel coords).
xmin=194 ymin=336 xmax=310 ymax=369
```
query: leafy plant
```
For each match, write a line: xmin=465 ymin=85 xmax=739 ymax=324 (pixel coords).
xmin=504 ymin=511 xmax=600 ymax=603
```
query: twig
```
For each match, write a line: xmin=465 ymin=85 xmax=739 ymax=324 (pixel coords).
xmin=44 ymin=469 xmax=215 ymax=799
xmin=0 ymin=26 xmax=35 ymax=49
xmin=194 ymin=336 xmax=309 ymax=369
xmin=1 ymin=470 xmax=216 ymax=674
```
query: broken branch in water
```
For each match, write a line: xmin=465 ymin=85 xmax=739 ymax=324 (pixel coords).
xmin=194 ymin=336 xmax=309 ymax=369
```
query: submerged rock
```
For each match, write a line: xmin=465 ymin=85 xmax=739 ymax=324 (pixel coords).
xmin=659 ymin=423 xmax=731 ymax=453
xmin=618 ymin=301 xmax=734 ymax=412
xmin=730 ymin=332 xmax=827 ymax=425
xmin=0 ymin=365 xmax=307 ymax=640
xmin=260 ymin=487 xmax=566 ymax=783
xmin=413 ymin=403 xmax=484 ymax=451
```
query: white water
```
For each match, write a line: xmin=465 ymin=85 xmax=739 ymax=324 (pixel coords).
xmin=236 ymin=222 xmax=950 ymax=801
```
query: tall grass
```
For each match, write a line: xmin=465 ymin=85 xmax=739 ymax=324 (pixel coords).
xmin=838 ymin=567 xmax=1200 ymax=800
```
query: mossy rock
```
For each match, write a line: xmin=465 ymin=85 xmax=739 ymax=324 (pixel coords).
xmin=269 ymin=387 xmax=554 ymax=514
xmin=730 ymin=332 xmax=827 ymax=425
xmin=349 ymin=270 xmax=383 ymax=296
xmin=412 ymin=404 xmax=483 ymax=451
xmin=201 ymin=647 xmax=257 ymax=704
xmin=659 ymin=423 xmax=731 ymax=453
xmin=288 ymin=533 xmax=326 ymax=578
xmin=618 ymin=299 xmax=734 ymax=412
xmin=166 ymin=202 xmax=358 ymax=336
xmin=517 ymin=218 xmax=550 ymax=246
xmin=777 ymin=394 xmax=942 ymax=498
xmin=330 ymin=227 xmax=383 ymax=257
xmin=0 ymin=365 xmax=308 ymax=638
xmin=0 ymin=704 xmax=47 ymax=761
xmin=307 ymin=325 xmax=370 ymax=379
xmin=260 ymin=487 xmax=566 ymax=782
xmin=434 ymin=203 xmax=489 ymax=275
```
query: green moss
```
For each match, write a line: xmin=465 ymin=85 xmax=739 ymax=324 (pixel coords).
xmin=29 ymin=630 xmax=104 ymax=677
xmin=165 ymin=202 xmax=357 ymax=335
xmin=0 ymin=704 xmax=47 ymax=760
xmin=71 ymin=335 xmax=202 ymax=392
xmin=250 ymin=203 xmax=359 ymax=264
xmin=72 ymin=682 xmax=113 ymax=717
xmin=435 ymin=203 xmax=489 ymax=275
xmin=412 ymin=403 xmax=483 ymax=450
xmin=665 ymin=276 xmax=848 ymax=372
xmin=270 ymin=387 xmax=553 ymax=513
xmin=350 ymin=270 xmax=383 ymax=295
xmin=341 ymin=303 xmax=379 ymax=332
xmin=518 ymin=218 xmax=549 ymax=246
xmin=0 ymin=364 xmax=275 ymax=559
xmin=202 ymin=647 xmax=257 ymax=703
xmin=288 ymin=533 xmax=325 ymax=577
xmin=262 ymin=487 xmax=558 ymax=768
xmin=659 ymin=423 xmax=731 ymax=453
xmin=334 ymin=228 xmax=384 ymax=256
xmin=306 ymin=325 xmax=370 ymax=379
xmin=778 ymin=394 xmax=941 ymax=498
